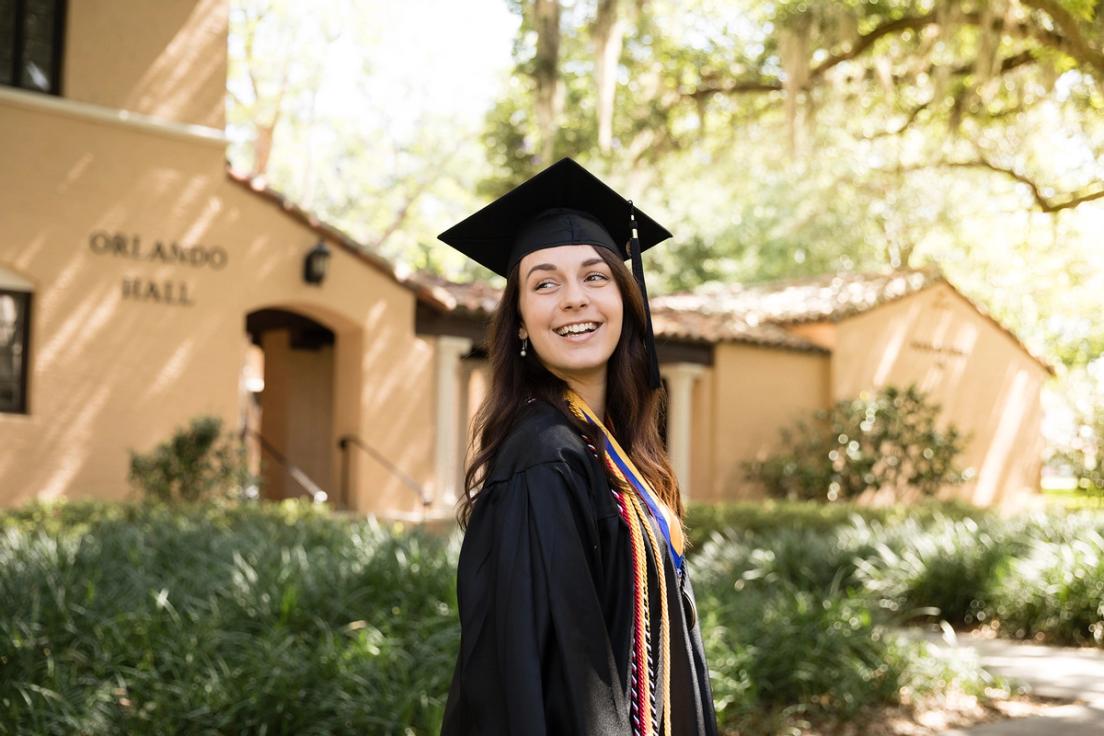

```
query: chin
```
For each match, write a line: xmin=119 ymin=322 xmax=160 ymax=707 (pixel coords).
xmin=547 ymin=350 xmax=614 ymax=375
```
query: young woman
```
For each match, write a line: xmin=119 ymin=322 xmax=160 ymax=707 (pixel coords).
xmin=437 ymin=158 xmax=717 ymax=736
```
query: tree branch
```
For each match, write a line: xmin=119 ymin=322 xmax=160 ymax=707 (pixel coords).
xmin=888 ymin=157 xmax=1104 ymax=213
xmin=370 ymin=146 xmax=465 ymax=251
xmin=684 ymin=76 xmax=782 ymax=100
xmin=865 ymin=100 xmax=932 ymax=138
xmin=1020 ymin=0 xmax=1104 ymax=76
xmin=680 ymin=2 xmax=1099 ymax=106
xmin=944 ymin=157 xmax=1104 ymax=213
xmin=861 ymin=50 xmax=1037 ymax=139
xmin=684 ymin=12 xmax=942 ymax=100
xmin=809 ymin=12 xmax=939 ymax=81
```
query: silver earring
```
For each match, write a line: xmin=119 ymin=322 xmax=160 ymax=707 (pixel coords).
xmin=520 ymin=337 xmax=528 ymax=357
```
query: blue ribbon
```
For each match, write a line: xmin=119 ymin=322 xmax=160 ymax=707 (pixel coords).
xmin=584 ymin=415 xmax=683 ymax=572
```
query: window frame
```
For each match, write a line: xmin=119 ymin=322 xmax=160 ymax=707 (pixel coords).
xmin=0 ymin=288 xmax=32 ymax=415
xmin=4 ymin=0 xmax=67 ymax=95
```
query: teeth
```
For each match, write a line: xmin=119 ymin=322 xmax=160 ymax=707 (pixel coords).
xmin=555 ymin=322 xmax=599 ymax=336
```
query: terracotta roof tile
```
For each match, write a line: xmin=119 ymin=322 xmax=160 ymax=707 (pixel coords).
xmin=414 ymin=272 xmax=504 ymax=315
xmin=420 ymin=274 xmax=827 ymax=353
xmin=424 ymin=266 xmax=1054 ymax=372
xmin=652 ymin=265 xmax=1054 ymax=374
xmin=650 ymin=306 xmax=826 ymax=351
xmin=650 ymin=266 xmax=942 ymax=324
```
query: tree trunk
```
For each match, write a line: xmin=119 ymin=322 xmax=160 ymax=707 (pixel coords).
xmin=593 ymin=0 xmax=625 ymax=152
xmin=533 ymin=0 xmax=563 ymax=165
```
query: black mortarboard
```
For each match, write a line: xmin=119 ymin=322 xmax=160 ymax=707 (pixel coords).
xmin=437 ymin=157 xmax=670 ymax=389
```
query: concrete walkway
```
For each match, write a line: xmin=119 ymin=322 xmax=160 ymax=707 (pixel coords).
xmin=896 ymin=628 xmax=1104 ymax=735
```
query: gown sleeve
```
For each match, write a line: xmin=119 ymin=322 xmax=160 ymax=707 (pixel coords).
xmin=441 ymin=458 xmax=630 ymax=736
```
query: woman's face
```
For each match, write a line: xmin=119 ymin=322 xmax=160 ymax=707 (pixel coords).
xmin=517 ymin=244 xmax=624 ymax=384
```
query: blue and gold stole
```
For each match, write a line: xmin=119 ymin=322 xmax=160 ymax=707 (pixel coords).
xmin=563 ymin=388 xmax=685 ymax=736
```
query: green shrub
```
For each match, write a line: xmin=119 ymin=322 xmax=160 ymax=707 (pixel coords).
xmin=694 ymin=580 xmax=904 ymax=726
xmin=5 ymin=499 xmax=1066 ymax=734
xmin=689 ymin=513 xmax=1004 ymax=730
xmin=0 ymin=501 xmax=458 ymax=734
xmin=990 ymin=513 xmax=1104 ymax=645
xmin=888 ymin=633 xmax=1004 ymax=704
xmin=128 ymin=416 xmax=255 ymax=503
xmin=742 ymin=384 xmax=972 ymax=502
xmin=744 ymin=586 xmax=903 ymax=716
xmin=692 ymin=526 xmax=862 ymax=597
xmin=852 ymin=515 xmax=1019 ymax=626
xmin=684 ymin=498 xmax=985 ymax=550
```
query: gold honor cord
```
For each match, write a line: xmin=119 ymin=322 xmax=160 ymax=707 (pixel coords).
xmin=564 ymin=390 xmax=684 ymax=559
xmin=627 ymin=487 xmax=672 ymax=736
xmin=563 ymin=389 xmax=673 ymax=735
xmin=622 ymin=485 xmax=655 ymax=735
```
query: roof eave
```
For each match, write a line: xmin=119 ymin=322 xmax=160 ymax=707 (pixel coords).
xmin=224 ymin=169 xmax=454 ymax=312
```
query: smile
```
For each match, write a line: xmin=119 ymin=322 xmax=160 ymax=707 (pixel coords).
xmin=553 ymin=321 xmax=601 ymax=337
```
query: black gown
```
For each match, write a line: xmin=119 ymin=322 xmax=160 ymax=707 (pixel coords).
xmin=441 ymin=398 xmax=719 ymax=735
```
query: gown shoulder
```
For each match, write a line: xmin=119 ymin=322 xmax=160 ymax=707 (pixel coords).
xmin=483 ymin=398 xmax=593 ymax=484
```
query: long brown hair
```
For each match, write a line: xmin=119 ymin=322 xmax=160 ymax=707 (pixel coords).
xmin=459 ymin=246 xmax=682 ymax=528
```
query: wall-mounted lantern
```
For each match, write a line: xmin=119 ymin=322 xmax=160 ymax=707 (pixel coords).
xmin=303 ymin=240 xmax=331 ymax=286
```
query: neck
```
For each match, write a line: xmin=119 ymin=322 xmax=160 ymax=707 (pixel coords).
xmin=561 ymin=371 xmax=606 ymax=421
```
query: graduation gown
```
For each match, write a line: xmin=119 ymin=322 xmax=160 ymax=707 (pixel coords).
xmin=442 ymin=399 xmax=718 ymax=735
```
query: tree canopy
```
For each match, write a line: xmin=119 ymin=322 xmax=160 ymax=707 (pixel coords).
xmin=474 ymin=0 xmax=1103 ymax=374
xmin=226 ymin=0 xmax=1104 ymax=388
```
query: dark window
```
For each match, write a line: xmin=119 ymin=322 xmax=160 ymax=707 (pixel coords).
xmin=0 ymin=289 xmax=31 ymax=414
xmin=1 ymin=0 xmax=66 ymax=94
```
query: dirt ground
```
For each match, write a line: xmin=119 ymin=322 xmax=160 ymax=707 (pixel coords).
xmin=725 ymin=689 xmax=1072 ymax=736
xmin=799 ymin=691 xmax=1070 ymax=736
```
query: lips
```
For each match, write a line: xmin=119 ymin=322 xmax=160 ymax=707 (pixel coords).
xmin=553 ymin=321 xmax=601 ymax=337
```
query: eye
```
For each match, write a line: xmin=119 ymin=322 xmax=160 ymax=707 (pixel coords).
xmin=586 ymin=271 xmax=609 ymax=282
xmin=534 ymin=279 xmax=556 ymax=290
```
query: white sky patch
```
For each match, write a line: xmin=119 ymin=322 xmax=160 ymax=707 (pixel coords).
xmin=315 ymin=0 xmax=519 ymax=141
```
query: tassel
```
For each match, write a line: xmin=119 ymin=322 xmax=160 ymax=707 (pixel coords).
xmin=628 ymin=200 xmax=662 ymax=390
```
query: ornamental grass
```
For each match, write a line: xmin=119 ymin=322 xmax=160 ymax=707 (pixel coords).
xmin=0 ymin=501 xmax=458 ymax=735
xmin=2 ymin=499 xmax=1101 ymax=734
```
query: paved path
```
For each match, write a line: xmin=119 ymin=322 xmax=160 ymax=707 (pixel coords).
xmin=895 ymin=628 xmax=1104 ymax=735
xmin=940 ymin=706 xmax=1104 ymax=736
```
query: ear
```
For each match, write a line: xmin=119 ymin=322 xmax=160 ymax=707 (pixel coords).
xmin=518 ymin=326 xmax=528 ymax=340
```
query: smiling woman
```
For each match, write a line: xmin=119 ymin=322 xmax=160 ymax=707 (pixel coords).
xmin=518 ymin=244 xmax=624 ymax=415
xmin=435 ymin=158 xmax=718 ymax=736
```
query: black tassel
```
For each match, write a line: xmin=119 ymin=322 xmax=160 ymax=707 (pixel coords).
xmin=628 ymin=200 xmax=661 ymax=390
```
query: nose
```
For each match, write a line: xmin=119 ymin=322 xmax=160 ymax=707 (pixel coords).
xmin=559 ymin=275 xmax=589 ymax=310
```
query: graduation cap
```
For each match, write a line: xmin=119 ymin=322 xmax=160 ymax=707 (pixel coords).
xmin=437 ymin=157 xmax=670 ymax=390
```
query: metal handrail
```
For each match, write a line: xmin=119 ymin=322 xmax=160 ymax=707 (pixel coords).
xmin=243 ymin=428 xmax=329 ymax=504
xmin=338 ymin=434 xmax=432 ymax=508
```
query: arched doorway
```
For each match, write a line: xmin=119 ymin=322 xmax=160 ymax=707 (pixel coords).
xmin=243 ymin=308 xmax=337 ymax=504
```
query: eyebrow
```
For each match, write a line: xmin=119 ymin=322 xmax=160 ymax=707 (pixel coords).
xmin=526 ymin=257 xmax=606 ymax=280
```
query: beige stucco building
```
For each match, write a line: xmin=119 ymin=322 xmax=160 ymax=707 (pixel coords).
xmin=649 ymin=272 xmax=1056 ymax=506
xmin=0 ymin=0 xmax=453 ymax=516
xmin=431 ymin=269 xmax=1055 ymax=509
xmin=0 ymin=1 xmax=1053 ymax=516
